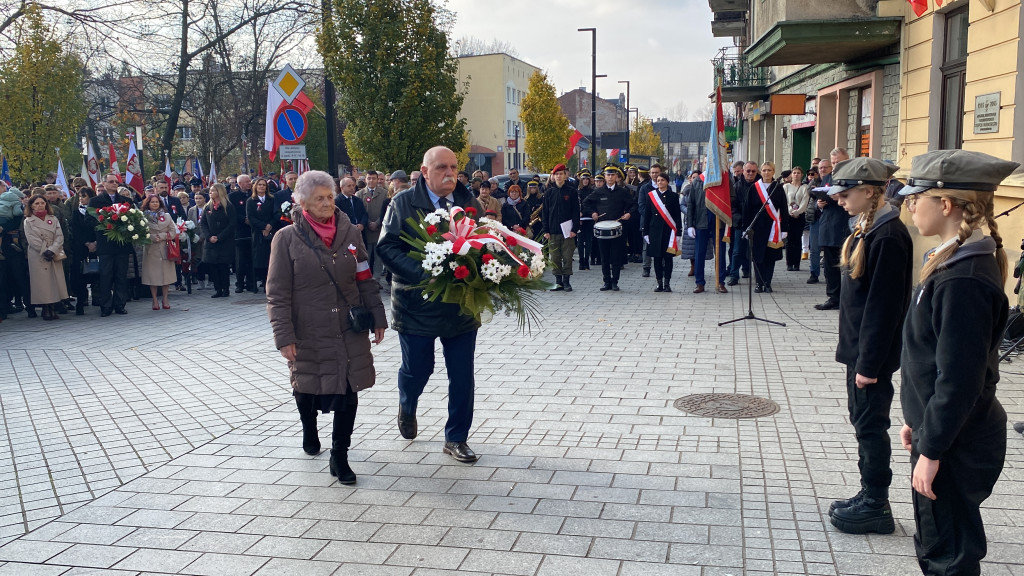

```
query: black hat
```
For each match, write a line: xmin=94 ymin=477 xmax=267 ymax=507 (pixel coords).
xmin=899 ymin=149 xmax=1020 ymax=195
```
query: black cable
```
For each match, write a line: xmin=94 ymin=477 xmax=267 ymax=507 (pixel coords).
xmin=762 ymin=286 xmax=840 ymax=335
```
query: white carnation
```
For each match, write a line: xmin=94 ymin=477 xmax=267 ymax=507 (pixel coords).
xmin=432 ymin=208 xmax=451 ymax=221
xmin=431 ymin=266 xmax=444 ymax=277
xmin=131 ymin=234 xmax=139 ymax=240
xmin=127 ymin=225 xmax=134 ymax=232
xmin=424 ymin=213 xmax=441 ymax=226
xmin=120 ymin=215 xmax=128 ymax=222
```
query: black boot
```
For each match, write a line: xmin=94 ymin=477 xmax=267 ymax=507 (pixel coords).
xmin=54 ymin=301 xmax=67 ymax=314
xmin=26 ymin=305 xmax=37 ymax=318
xmin=296 ymin=399 xmax=321 ymax=455
xmin=654 ymin=277 xmax=664 ymax=292
xmin=563 ymin=275 xmax=572 ymax=292
xmin=829 ymin=488 xmax=866 ymax=516
xmin=330 ymin=400 xmax=358 ymax=485
xmin=550 ymin=275 xmax=565 ymax=291
xmin=41 ymin=305 xmax=53 ymax=321
xmin=642 ymin=267 xmax=650 ymax=278
xmin=76 ymin=301 xmax=85 ymax=316
xmin=829 ymin=496 xmax=895 ymax=535
xmin=664 ymin=269 xmax=673 ymax=293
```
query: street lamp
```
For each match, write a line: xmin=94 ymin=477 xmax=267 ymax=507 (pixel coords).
xmin=578 ymin=27 xmax=598 ymax=169
xmin=618 ymin=80 xmax=630 ymax=153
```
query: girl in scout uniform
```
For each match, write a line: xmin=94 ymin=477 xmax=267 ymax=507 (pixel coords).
xmin=824 ymin=158 xmax=913 ymax=535
xmin=898 ymin=149 xmax=1017 ymax=576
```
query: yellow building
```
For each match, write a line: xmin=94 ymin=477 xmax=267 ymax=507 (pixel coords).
xmin=456 ymin=53 xmax=540 ymax=175
xmin=898 ymin=0 xmax=1024 ymax=294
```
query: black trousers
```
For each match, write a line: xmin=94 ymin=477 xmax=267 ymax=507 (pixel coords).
xmin=597 ymin=236 xmax=626 ymax=284
xmin=652 ymin=252 xmax=673 ymax=281
xmin=785 ymin=216 xmax=804 ymax=267
xmin=1 ymin=248 xmax=29 ymax=307
xmin=98 ymin=253 xmax=129 ymax=313
xmin=845 ymin=366 xmax=894 ymax=497
xmin=823 ymin=246 xmax=841 ymax=301
xmin=754 ymin=259 xmax=777 ymax=288
xmin=578 ymin=220 xmax=594 ymax=266
xmin=911 ymin=426 xmax=1005 ymax=576
xmin=235 ymin=238 xmax=253 ymax=290
xmin=210 ymin=263 xmax=231 ymax=293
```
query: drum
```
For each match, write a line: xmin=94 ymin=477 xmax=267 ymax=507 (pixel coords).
xmin=594 ymin=220 xmax=622 ymax=240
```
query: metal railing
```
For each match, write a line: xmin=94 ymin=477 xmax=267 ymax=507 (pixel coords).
xmin=712 ymin=49 xmax=768 ymax=88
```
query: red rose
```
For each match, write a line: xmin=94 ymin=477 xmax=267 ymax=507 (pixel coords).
xmin=517 ymin=265 xmax=530 ymax=278
xmin=97 ymin=215 xmax=105 ymax=222
xmin=106 ymin=223 xmax=113 ymax=230
xmin=505 ymin=236 xmax=518 ymax=247
xmin=465 ymin=207 xmax=477 ymax=216
xmin=454 ymin=265 xmax=470 ymax=280
xmin=481 ymin=254 xmax=495 ymax=263
xmin=425 ymin=224 xmax=438 ymax=235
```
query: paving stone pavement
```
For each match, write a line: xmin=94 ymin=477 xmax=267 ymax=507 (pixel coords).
xmin=0 ymin=261 xmax=1021 ymax=576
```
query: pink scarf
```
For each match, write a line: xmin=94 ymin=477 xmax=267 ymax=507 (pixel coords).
xmin=303 ymin=210 xmax=336 ymax=247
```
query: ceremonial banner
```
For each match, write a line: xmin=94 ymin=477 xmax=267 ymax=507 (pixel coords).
xmin=704 ymin=84 xmax=732 ymax=228
xmin=125 ymin=138 xmax=144 ymax=194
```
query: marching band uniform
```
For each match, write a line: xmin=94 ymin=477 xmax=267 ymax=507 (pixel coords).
xmin=576 ymin=170 xmax=595 ymax=270
xmin=582 ymin=165 xmax=636 ymax=291
xmin=897 ymin=150 xmax=1016 ymax=576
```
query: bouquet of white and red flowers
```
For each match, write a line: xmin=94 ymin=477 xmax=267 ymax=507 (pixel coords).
xmin=87 ymin=203 xmax=151 ymax=245
xmin=174 ymin=217 xmax=199 ymax=244
xmin=402 ymin=206 xmax=550 ymax=330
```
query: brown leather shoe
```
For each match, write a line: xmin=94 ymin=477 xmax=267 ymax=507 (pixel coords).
xmin=693 ymin=285 xmax=705 ymax=294
xmin=716 ymin=284 xmax=728 ymax=294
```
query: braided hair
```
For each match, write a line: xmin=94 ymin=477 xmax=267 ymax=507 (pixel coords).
xmin=839 ymin=185 xmax=885 ymax=279
xmin=919 ymin=189 xmax=1008 ymax=284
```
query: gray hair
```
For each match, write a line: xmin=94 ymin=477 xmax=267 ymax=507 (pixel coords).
xmin=293 ymin=170 xmax=337 ymax=205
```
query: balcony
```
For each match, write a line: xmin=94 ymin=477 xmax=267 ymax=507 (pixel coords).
xmin=745 ymin=17 xmax=902 ymax=67
xmin=713 ymin=49 xmax=769 ymax=103
xmin=709 ymin=0 xmax=748 ymax=12
xmin=711 ymin=11 xmax=746 ymax=37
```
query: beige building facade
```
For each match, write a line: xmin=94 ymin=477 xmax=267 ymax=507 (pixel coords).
xmin=456 ymin=53 xmax=540 ymax=175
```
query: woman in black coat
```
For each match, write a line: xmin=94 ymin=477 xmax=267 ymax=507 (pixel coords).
xmin=201 ymin=183 xmax=236 ymax=298
xmin=246 ymin=177 xmax=276 ymax=289
xmin=641 ymin=173 xmax=683 ymax=292
xmin=500 ymin=186 xmax=531 ymax=233
xmin=68 ymin=186 xmax=98 ymax=315
xmin=743 ymin=162 xmax=787 ymax=292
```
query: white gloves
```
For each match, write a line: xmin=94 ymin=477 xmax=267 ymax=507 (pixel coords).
xmin=643 ymin=235 xmax=649 ymax=244
xmin=687 ymin=227 xmax=696 ymax=238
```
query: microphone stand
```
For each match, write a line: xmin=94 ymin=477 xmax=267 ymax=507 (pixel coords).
xmin=719 ymin=179 xmax=786 ymax=327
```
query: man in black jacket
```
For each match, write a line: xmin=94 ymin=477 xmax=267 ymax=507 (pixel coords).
xmin=582 ymin=165 xmax=636 ymax=291
xmin=88 ymin=173 xmax=134 ymax=316
xmin=377 ymin=146 xmax=485 ymax=464
xmin=727 ymin=162 xmax=758 ymax=285
xmin=230 ymin=174 xmax=255 ymax=293
xmin=335 ymin=176 xmax=368 ymax=232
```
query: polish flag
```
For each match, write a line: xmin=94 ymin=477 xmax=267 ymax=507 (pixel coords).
xmin=125 ymin=138 xmax=144 ymax=194
xmin=565 ymin=125 xmax=585 ymax=160
xmin=85 ymin=141 xmax=100 ymax=188
xmin=108 ymin=143 xmax=122 ymax=182
xmin=164 ymin=153 xmax=172 ymax=188
xmin=356 ymin=260 xmax=372 ymax=282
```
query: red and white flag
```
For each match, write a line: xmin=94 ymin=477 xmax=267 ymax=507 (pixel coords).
xmin=565 ymin=125 xmax=585 ymax=160
xmin=108 ymin=142 xmax=122 ymax=182
xmin=125 ymin=137 xmax=144 ymax=194
xmin=163 ymin=153 xmax=172 ymax=188
xmin=85 ymin=141 xmax=100 ymax=188
xmin=704 ymin=83 xmax=733 ymax=230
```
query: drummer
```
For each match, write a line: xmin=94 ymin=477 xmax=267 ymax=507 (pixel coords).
xmin=582 ymin=164 xmax=636 ymax=291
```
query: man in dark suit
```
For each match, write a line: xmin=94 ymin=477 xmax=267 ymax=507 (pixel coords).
xmin=88 ymin=173 xmax=134 ymax=316
xmin=377 ymin=146 xmax=485 ymax=464
xmin=153 ymin=180 xmax=186 ymax=220
xmin=230 ymin=174 xmax=254 ymax=292
xmin=334 ymin=176 xmax=368 ymax=232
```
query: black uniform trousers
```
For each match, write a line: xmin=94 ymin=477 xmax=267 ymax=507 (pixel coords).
xmin=98 ymin=254 xmax=129 ymax=313
xmin=578 ymin=220 xmax=594 ymax=267
xmin=823 ymin=246 xmax=842 ymax=302
xmin=911 ymin=428 xmax=1005 ymax=576
xmin=845 ymin=365 xmax=894 ymax=497
xmin=597 ymin=235 xmax=626 ymax=284
xmin=785 ymin=216 xmax=804 ymax=267
xmin=651 ymin=250 xmax=673 ymax=282
xmin=235 ymin=237 xmax=254 ymax=291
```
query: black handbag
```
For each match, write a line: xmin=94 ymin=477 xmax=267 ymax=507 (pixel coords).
xmin=296 ymin=226 xmax=375 ymax=333
xmin=81 ymin=256 xmax=100 ymax=275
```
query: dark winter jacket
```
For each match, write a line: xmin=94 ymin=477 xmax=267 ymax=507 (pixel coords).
xmin=684 ymin=179 xmax=710 ymax=230
xmin=835 ymin=205 xmax=913 ymax=377
xmin=901 ymin=234 xmax=1008 ymax=461
xmin=581 ymin=184 xmax=636 ymax=223
xmin=200 ymin=201 xmax=236 ymax=264
xmin=376 ymin=179 xmax=484 ymax=338
xmin=541 ymin=181 xmax=580 ymax=236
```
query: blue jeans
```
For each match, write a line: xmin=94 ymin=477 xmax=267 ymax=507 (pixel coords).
xmin=809 ymin=221 xmax=821 ymax=277
xmin=397 ymin=330 xmax=477 ymax=442
xmin=728 ymin=232 xmax=749 ymax=280
xmin=695 ymin=215 xmax=728 ymax=286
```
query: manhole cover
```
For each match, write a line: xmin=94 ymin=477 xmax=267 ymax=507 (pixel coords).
xmin=232 ymin=299 xmax=268 ymax=306
xmin=673 ymin=393 xmax=780 ymax=419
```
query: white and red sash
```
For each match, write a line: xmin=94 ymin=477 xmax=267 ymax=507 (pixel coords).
xmin=648 ymin=190 xmax=681 ymax=255
xmin=755 ymin=181 xmax=786 ymax=249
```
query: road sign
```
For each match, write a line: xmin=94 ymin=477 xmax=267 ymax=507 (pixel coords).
xmin=273 ymin=64 xmax=306 ymax=104
xmin=275 ymin=106 xmax=308 ymax=144
xmin=278 ymin=145 xmax=307 ymax=160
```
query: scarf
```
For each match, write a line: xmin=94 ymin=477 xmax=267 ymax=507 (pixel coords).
xmin=506 ymin=197 xmax=521 ymax=206
xmin=303 ymin=210 xmax=336 ymax=247
xmin=33 ymin=210 xmax=47 ymax=219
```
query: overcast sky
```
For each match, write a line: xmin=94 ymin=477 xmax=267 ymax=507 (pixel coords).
xmin=446 ymin=0 xmax=720 ymax=121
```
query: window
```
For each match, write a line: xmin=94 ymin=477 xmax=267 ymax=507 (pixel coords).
xmin=179 ymin=126 xmax=193 ymax=141
xmin=857 ymin=87 xmax=872 ymax=157
xmin=507 ymin=120 xmax=512 ymax=136
xmin=940 ymin=6 xmax=968 ymax=149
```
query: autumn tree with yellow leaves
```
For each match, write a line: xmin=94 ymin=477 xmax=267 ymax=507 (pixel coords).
xmin=520 ymin=71 xmax=571 ymax=174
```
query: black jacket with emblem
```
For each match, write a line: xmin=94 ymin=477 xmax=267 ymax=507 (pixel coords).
xmin=900 ymin=235 xmax=1008 ymax=461
xmin=580 ymin=184 xmax=636 ymax=223
xmin=376 ymin=178 xmax=484 ymax=338
xmin=835 ymin=205 xmax=913 ymax=378
xmin=540 ymin=180 xmax=580 ymax=235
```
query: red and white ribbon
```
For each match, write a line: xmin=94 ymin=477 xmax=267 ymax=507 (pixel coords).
xmin=441 ymin=207 xmax=541 ymax=266
xmin=648 ymin=190 xmax=681 ymax=254
xmin=755 ymin=181 xmax=786 ymax=249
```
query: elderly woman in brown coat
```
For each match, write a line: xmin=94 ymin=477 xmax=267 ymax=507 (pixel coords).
xmin=23 ymin=194 xmax=69 ymax=320
xmin=266 ymin=170 xmax=387 ymax=485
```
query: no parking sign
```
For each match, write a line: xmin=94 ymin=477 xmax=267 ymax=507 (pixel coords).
xmin=275 ymin=106 xmax=308 ymax=144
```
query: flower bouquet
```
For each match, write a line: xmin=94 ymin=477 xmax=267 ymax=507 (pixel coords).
xmin=87 ymin=203 xmax=151 ymax=245
xmin=276 ymin=200 xmax=294 ymax=226
xmin=401 ymin=206 xmax=550 ymax=331
xmin=174 ymin=217 xmax=199 ymax=244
